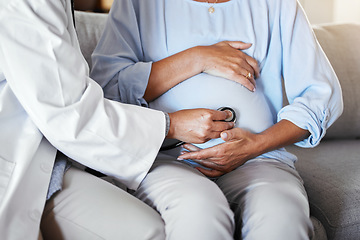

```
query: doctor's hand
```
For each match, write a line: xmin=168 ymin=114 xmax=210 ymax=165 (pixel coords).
xmin=177 ymin=128 xmax=262 ymax=178
xmin=199 ymin=41 xmax=260 ymax=92
xmin=167 ymin=108 xmax=234 ymax=144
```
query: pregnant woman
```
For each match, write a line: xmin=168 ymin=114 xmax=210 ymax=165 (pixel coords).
xmin=91 ymin=0 xmax=343 ymax=239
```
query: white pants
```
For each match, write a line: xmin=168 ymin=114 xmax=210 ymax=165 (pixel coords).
xmin=41 ymin=167 xmax=165 ymax=240
xmin=132 ymin=155 xmax=313 ymax=240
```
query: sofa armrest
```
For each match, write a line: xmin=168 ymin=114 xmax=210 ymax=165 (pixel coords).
xmin=312 ymin=23 xmax=360 ymax=139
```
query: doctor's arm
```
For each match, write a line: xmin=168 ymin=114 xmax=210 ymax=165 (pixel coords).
xmin=0 ymin=0 xmax=167 ymax=190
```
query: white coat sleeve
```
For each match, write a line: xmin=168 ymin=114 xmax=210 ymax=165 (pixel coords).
xmin=276 ymin=0 xmax=343 ymax=148
xmin=0 ymin=0 xmax=166 ymax=190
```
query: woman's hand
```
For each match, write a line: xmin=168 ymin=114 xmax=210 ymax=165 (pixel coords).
xmin=198 ymin=41 xmax=260 ymax=92
xmin=167 ymin=108 xmax=235 ymax=144
xmin=178 ymin=128 xmax=261 ymax=177
xmin=177 ymin=120 xmax=310 ymax=178
xmin=146 ymin=41 xmax=259 ymax=101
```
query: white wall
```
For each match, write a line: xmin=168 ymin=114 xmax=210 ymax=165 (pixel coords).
xmin=333 ymin=0 xmax=360 ymax=23
xmin=299 ymin=0 xmax=360 ymax=24
xmin=299 ymin=0 xmax=334 ymax=24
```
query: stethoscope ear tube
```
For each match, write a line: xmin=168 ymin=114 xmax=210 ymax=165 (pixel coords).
xmin=160 ymin=106 xmax=237 ymax=151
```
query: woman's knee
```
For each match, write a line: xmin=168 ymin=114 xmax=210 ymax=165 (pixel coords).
xmin=41 ymin=167 xmax=166 ymax=240
xmin=133 ymin=160 xmax=235 ymax=239
xmin=149 ymin=165 xmax=231 ymax=214
xmin=159 ymin=176 xmax=234 ymax=240
xmin=240 ymin=184 xmax=312 ymax=240
xmin=176 ymin=178 xmax=231 ymax=214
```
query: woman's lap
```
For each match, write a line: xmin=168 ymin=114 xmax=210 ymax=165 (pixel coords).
xmin=134 ymin=155 xmax=313 ymax=240
xmin=132 ymin=154 xmax=235 ymax=240
xmin=41 ymin=167 xmax=165 ymax=240
xmin=41 ymin=158 xmax=313 ymax=240
xmin=216 ymin=158 xmax=313 ymax=240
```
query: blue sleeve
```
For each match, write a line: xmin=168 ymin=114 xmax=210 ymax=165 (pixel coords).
xmin=277 ymin=0 xmax=343 ymax=147
xmin=90 ymin=0 xmax=151 ymax=107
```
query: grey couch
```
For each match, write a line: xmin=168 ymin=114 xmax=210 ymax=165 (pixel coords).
xmin=74 ymin=11 xmax=360 ymax=240
xmin=288 ymin=24 xmax=360 ymax=240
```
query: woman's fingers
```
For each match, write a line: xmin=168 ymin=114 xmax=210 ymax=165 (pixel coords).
xmin=202 ymin=40 xmax=260 ymax=91
xmin=196 ymin=167 xmax=225 ymax=178
xmin=226 ymin=41 xmax=252 ymax=50
xmin=245 ymin=55 xmax=260 ymax=78
xmin=230 ymin=72 xmax=256 ymax=92
xmin=178 ymin=145 xmax=217 ymax=160
xmin=226 ymin=41 xmax=260 ymax=77
xmin=221 ymin=42 xmax=259 ymax=91
xmin=182 ymin=143 xmax=201 ymax=152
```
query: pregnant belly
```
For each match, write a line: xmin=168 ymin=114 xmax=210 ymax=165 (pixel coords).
xmin=149 ymin=74 xmax=274 ymax=149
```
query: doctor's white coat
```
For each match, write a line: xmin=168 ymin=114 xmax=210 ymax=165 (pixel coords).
xmin=0 ymin=0 xmax=166 ymax=239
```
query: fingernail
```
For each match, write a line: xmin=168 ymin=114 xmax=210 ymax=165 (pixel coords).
xmin=177 ymin=156 xmax=184 ymax=160
xmin=224 ymin=110 xmax=232 ymax=118
xmin=221 ymin=132 xmax=228 ymax=140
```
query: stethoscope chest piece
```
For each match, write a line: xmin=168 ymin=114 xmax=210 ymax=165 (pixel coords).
xmin=217 ymin=106 xmax=237 ymax=123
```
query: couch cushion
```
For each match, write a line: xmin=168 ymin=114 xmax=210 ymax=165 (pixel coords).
xmin=288 ymin=140 xmax=360 ymax=240
xmin=313 ymin=23 xmax=360 ymax=139
xmin=74 ymin=11 xmax=108 ymax=68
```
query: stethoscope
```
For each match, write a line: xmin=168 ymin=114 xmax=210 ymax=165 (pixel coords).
xmin=160 ymin=107 xmax=237 ymax=151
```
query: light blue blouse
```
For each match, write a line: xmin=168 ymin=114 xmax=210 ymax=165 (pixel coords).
xmin=91 ymin=0 xmax=343 ymax=167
